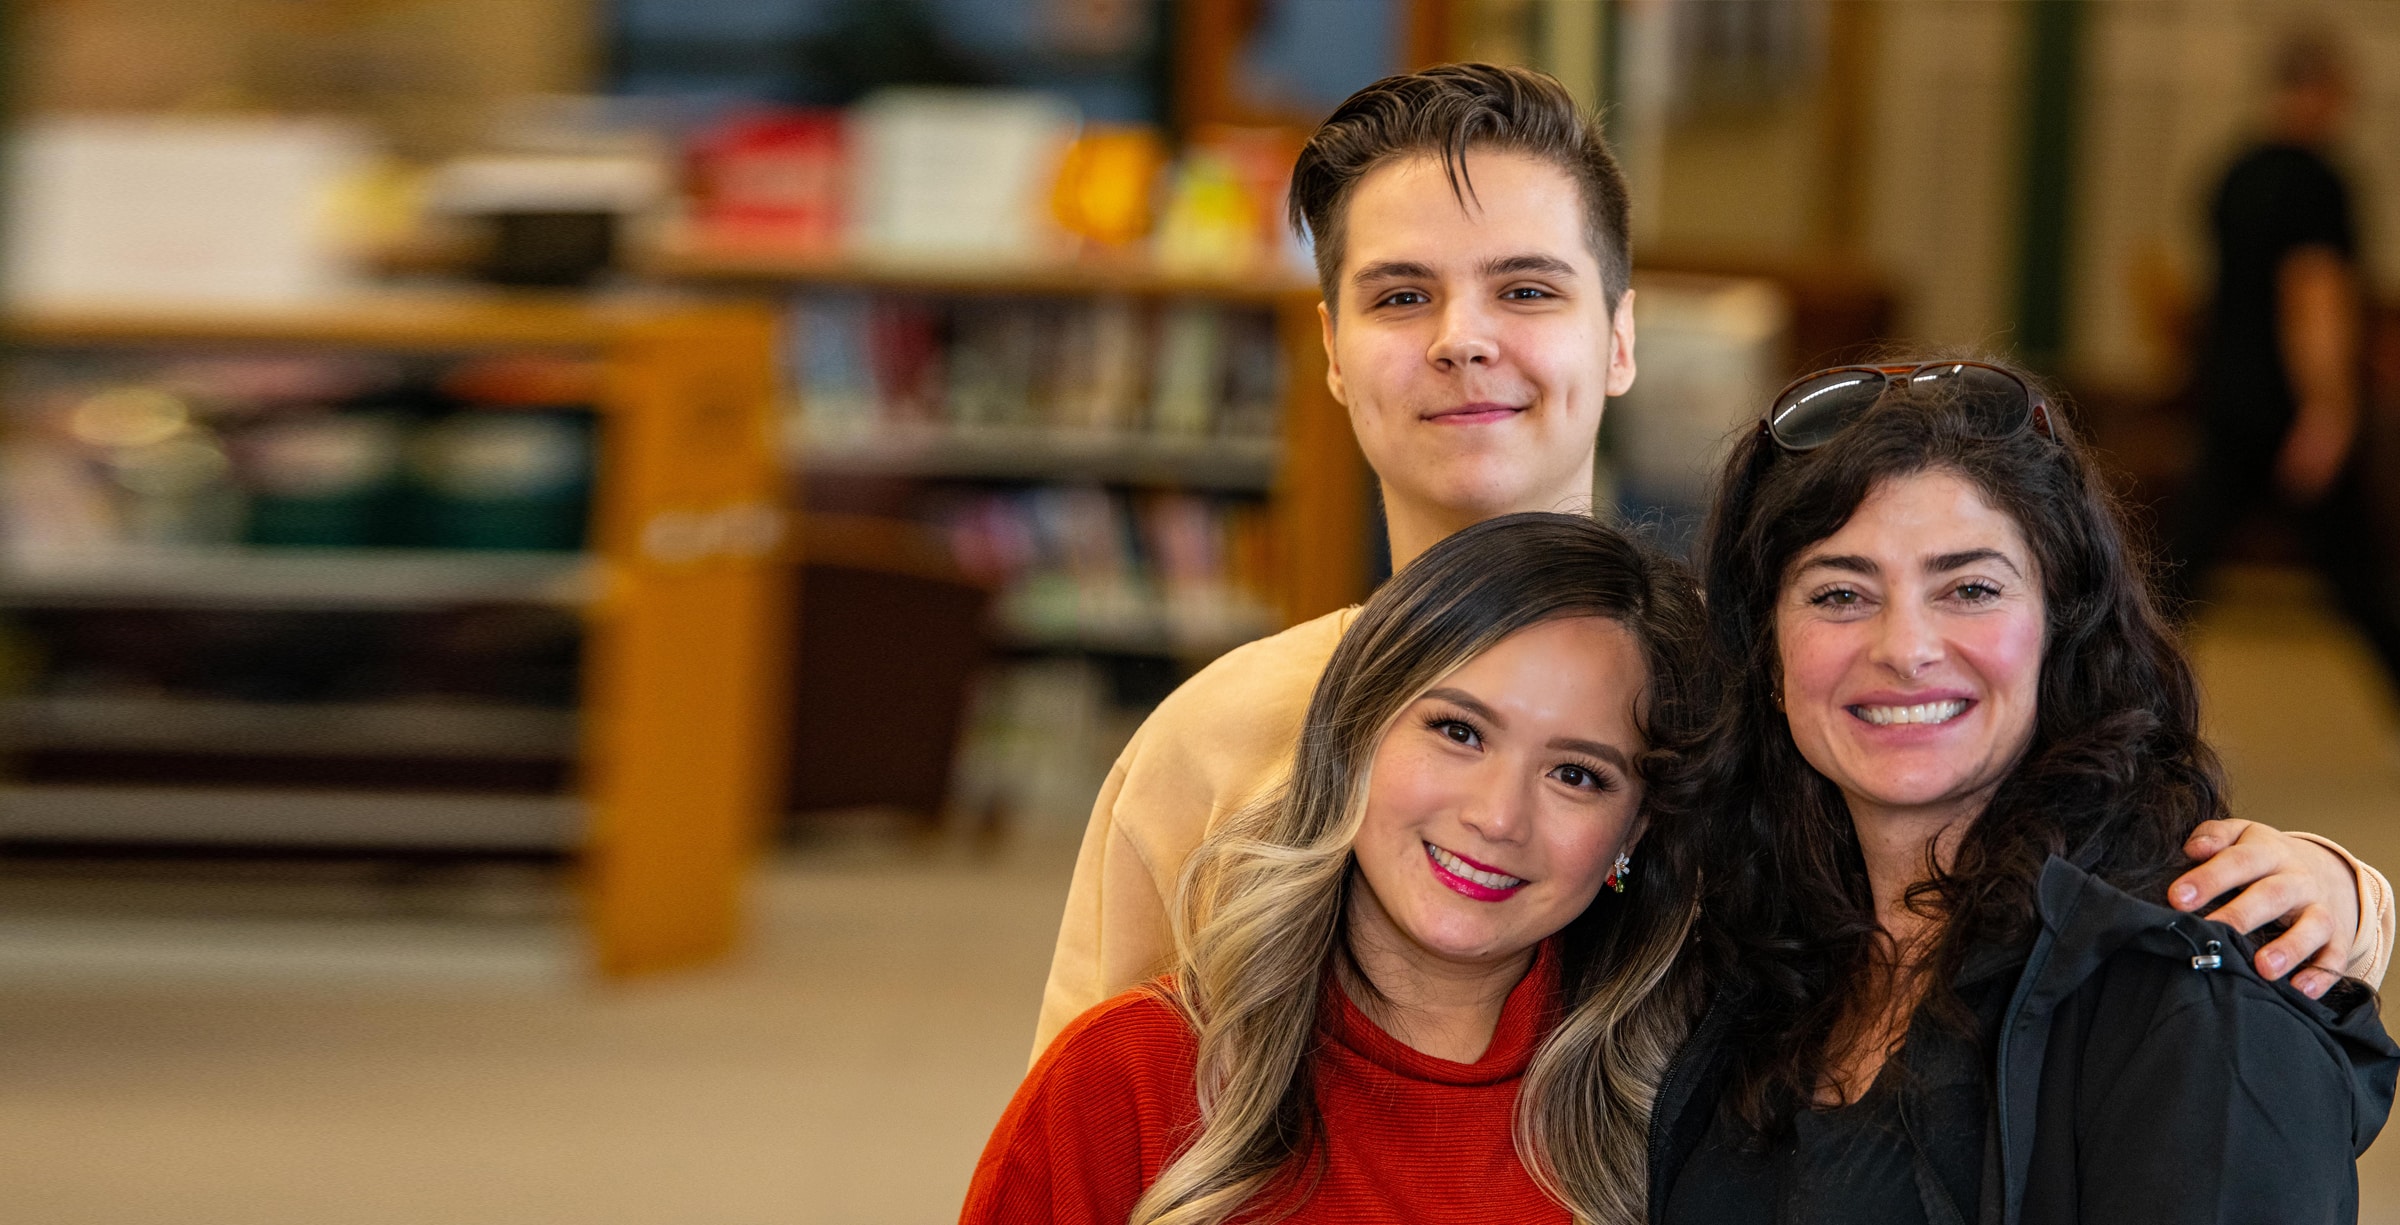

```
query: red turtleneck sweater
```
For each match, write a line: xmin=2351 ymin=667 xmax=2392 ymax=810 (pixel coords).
xmin=960 ymin=942 xmax=1568 ymax=1224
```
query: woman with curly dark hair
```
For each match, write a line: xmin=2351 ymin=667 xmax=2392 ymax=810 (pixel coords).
xmin=1649 ymin=360 xmax=2399 ymax=1223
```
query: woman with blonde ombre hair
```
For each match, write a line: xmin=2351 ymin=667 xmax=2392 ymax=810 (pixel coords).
xmin=962 ymin=512 xmax=1709 ymax=1225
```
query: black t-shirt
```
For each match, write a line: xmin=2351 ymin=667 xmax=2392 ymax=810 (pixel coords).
xmin=2201 ymin=142 xmax=2356 ymax=436
xmin=1660 ymin=966 xmax=2017 ymax=1225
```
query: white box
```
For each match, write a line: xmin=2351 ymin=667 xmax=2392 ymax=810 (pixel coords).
xmin=5 ymin=116 xmax=371 ymax=308
xmin=848 ymin=89 xmax=1078 ymax=264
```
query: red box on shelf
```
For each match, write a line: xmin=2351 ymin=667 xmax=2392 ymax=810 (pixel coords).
xmin=686 ymin=110 xmax=850 ymax=252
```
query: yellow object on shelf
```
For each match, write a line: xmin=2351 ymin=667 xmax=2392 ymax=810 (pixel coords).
xmin=1150 ymin=149 xmax=1260 ymax=278
xmin=1050 ymin=126 xmax=1168 ymax=251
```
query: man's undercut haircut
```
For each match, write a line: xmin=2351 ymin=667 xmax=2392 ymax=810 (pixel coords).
xmin=1288 ymin=63 xmax=1632 ymax=312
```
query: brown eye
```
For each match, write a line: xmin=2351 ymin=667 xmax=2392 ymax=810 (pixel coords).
xmin=1423 ymin=709 xmax=1488 ymax=748
xmin=1549 ymin=763 xmax=1618 ymax=793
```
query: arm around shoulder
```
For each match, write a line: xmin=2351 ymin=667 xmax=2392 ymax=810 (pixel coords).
xmin=2290 ymin=831 xmax=2395 ymax=988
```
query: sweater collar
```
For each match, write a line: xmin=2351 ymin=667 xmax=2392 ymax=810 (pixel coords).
xmin=1323 ymin=938 xmax=1563 ymax=1087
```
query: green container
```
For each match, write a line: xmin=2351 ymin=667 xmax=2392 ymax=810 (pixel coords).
xmin=400 ymin=411 xmax=593 ymax=551
xmin=236 ymin=413 xmax=406 ymax=547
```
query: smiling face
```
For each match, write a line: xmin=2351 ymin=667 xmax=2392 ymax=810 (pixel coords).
xmin=1775 ymin=469 xmax=2047 ymax=830
xmin=1320 ymin=150 xmax=1636 ymax=560
xmin=1348 ymin=615 xmax=1649 ymax=974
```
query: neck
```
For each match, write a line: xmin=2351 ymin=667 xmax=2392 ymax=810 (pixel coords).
xmin=1847 ymin=795 xmax=1981 ymax=952
xmin=1813 ymin=796 xmax=1981 ymax=1105
xmin=1340 ymin=878 xmax=1533 ymax=1063
xmin=1382 ymin=461 xmax=1598 ymax=572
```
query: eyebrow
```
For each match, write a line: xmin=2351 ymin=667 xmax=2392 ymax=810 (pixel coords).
xmin=1793 ymin=552 xmax=1877 ymax=578
xmin=1930 ymin=548 xmax=2023 ymax=577
xmin=1421 ymin=687 xmax=1631 ymax=772
xmin=1351 ymin=259 xmax=1437 ymax=288
xmin=1423 ymin=686 xmax=1502 ymax=725
xmin=1348 ymin=252 xmax=1579 ymax=289
xmin=1792 ymin=548 xmax=2025 ymax=579
xmin=1483 ymin=253 xmax=1578 ymax=280
xmin=1550 ymin=735 xmax=1631 ymax=773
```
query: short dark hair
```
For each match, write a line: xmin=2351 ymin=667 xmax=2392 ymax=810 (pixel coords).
xmin=1287 ymin=63 xmax=1632 ymax=311
xmin=1691 ymin=359 xmax=2225 ymax=1138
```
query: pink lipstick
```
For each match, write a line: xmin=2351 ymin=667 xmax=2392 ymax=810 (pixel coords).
xmin=1423 ymin=841 xmax=1528 ymax=902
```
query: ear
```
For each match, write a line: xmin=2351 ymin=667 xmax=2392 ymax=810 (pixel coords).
xmin=1621 ymin=811 xmax=1650 ymax=854
xmin=1319 ymin=299 xmax=1349 ymax=405
xmin=1603 ymin=288 xmax=1637 ymax=399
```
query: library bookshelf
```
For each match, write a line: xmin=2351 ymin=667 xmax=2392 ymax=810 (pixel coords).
xmin=0 ymin=293 xmax=789 ymax=978
xmin=641 ymin=243 xmax=1373 ymax=640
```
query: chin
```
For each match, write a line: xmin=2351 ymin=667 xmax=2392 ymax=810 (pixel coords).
xmin=1425 ymin=475 xmax=1551 ymax=520
xmin=1405 ymin=911 xmax=1523 ymax=961
xmin=1855 ymin=773 xmax=1993 ymax=813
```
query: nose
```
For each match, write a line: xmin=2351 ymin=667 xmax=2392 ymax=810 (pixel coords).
xmin=1869 ymin=597 xmax=1944 ymax=679
xmin=1427 ymin=297 xmax=1499 ymax=370
xmin=1457 ymin=771 xmax=1537 ymax=847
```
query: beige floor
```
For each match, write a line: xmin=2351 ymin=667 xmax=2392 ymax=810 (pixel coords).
xmin=0 ymin=841 xmax=1077 ymax=1225
xmin=5 ymin=566 xmax=2400 ymax=1224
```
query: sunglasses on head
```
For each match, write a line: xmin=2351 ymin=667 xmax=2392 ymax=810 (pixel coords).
xmin=1762 ymin=361 xmax=2056 ymax=452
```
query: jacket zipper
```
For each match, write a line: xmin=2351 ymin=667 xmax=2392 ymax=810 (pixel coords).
xmin=1991 ymin=919 xmax=2064 ymax=1225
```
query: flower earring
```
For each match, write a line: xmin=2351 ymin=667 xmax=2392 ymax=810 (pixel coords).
xmin=1605 ymin=850 xmax=1633 ymax=893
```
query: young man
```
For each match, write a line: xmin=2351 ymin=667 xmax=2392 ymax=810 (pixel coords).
xmin=1032 ymin=64 xmax=2391 ymax=1056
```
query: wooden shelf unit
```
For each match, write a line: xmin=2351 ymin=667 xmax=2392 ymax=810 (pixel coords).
xmin=639 ymin=244 xmax=1317 ymax=305
xmin=2 ymin=293 xmax=791 ymax=979
xmin=651 ymin=245 xmax=1372 ymax=630
xmin=801 ymin=427 xmax=1281 ymax=493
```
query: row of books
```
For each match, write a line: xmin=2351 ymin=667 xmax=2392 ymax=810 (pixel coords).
xmin=786 ymin=292 xmax=1285 ymax=446
xmin=927 ymin=485 xmax=1275 ymax=651
xmin=686 ymin=97 xmax=1308 ymax=276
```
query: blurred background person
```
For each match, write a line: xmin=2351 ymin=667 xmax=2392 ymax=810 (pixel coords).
xmin=2164 ymin=30 xmax=2400 ymax=699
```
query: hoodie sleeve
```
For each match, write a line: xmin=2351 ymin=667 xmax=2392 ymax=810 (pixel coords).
xmin=1028 ymin=609 xmax=1350 ymax=1061
xmin=2051 ymin=966 xmax=2378 ymax=1225
xmin=2288 ymin=831 xmax=2393 ymax=988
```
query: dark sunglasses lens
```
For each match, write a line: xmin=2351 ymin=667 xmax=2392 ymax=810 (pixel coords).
xmin=1770 ymin=370 xmax=1886 ymax=449
xmin=1900 ymin=363 xmax=2028 ymax=438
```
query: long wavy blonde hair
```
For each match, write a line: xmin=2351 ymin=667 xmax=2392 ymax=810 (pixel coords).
xmin=1128 ymin=513 xmax=1709 ymax=1225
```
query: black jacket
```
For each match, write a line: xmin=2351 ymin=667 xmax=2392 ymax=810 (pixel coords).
xmin=1649 ymin=856 xmax=2400 ymax=1224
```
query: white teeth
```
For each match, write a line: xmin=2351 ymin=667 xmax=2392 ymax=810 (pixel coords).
xmin=1854 ymin=699 xmax=1969 ymax=726
xmin=1426 ymin=843 xmax=1525 ymax=890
